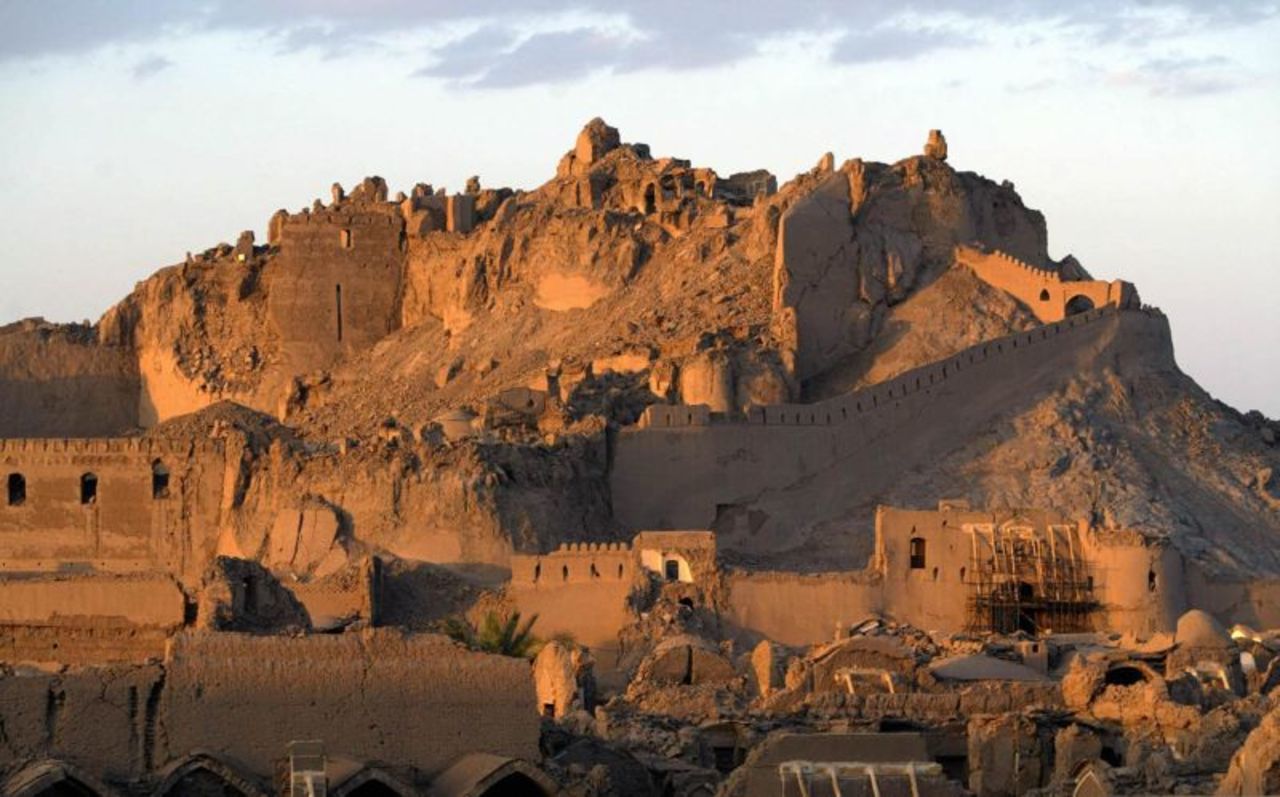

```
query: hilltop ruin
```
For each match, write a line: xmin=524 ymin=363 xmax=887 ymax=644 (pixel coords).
xmin=0 ymin=121 xmax=1278 ymax=796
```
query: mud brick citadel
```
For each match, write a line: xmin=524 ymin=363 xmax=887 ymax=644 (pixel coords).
xmin=1 ymin=120 xmax=1279 ymax=797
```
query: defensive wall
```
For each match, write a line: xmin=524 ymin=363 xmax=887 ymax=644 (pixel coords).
xmin=0 ymin=327 xmax=139 ymax=438
xmin=508 ymin=532 xmax=720 ymax=669
xmin=264 ymin=204 xmax=407 ymax=403
xmin=0 ymin=630 xmax=542 ymax=793
xmin=509 ymin=541 xmax=639 ymax=662
xmin=955 ymin=244 xmax=1139 ymax=323
xmin=613 ymin=307 xmax=1173 ymax=542
xmin=0 ymin=438 xmax=227 ymax=582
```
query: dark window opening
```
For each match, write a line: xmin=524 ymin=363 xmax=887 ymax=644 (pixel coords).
xmin=695 ymin=181 xmax=708 ymax=197
xmin=542 ymin=702 xmax=556 ymax=719
xmin=711 ymin=746 xmax=740 ymax=773
xmin=339 ymin=228 xmax=353 ymax=248
xmin=664 ymin=559 xmax=680 ymax=581
xmin=931 ymin=566 xmax=939 ymax=582
xmin=1100 ymin=745 xmax=1124 ymax=767
xmin=6 ymin=473 xmax=24 ymax=506
xmin=617 ymin=563 xmax=624 ymax=579
xmin=151 ymin=459 xmax=170 ymax=499
xmin=590 ymin=563 xmax=600 ymax=579
xmin=1105 ymin=665 xmax=1148 ymax=687
xmin=335 ymin=284 xmax=344 ymax=342
xmin=242 ymin=576 xmax=257 ymax=614
xmin=1039 ymin=288 xmax=1050 ymax=301
xmin=533 ymin=563 xmax=541 ymax=583
xmin=960 ymin=566 xmax=966 ymax=582
xmin=562 ymin=565 xmax=569 ymax=581
xmin=909 ymin=537 xmax=926 ymax=569
xmin=80 ymin=472 xmax=98 ymax=505
xmin=879 ymin=717 xmax=924 ymax=732
xmin=643 ymin=184 xmax=657 ymax=214
xmin=679 ymin=597 xmax=694 ymax=610
xmin=1148 ymin=569 xmax=1157 ymax=592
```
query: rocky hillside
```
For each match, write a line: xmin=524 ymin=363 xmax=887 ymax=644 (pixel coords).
xmin=1 ymin=120 xmax=1276 ymax=575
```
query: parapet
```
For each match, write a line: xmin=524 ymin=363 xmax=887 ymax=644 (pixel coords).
xmin=0 ymin=436 xmax=224 ymax=455
xmin=629 ymin=302 xmax=1155 ymax=435
xmin=638 ymin=404 xmax=711 ymax=429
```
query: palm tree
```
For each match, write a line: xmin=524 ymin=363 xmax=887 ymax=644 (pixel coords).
xmin=443 ymin=610 xmax=542 ymax=659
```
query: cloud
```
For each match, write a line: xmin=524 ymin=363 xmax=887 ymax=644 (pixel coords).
xmin=130 ymin=54 xmax=172 ymax=79
xmin=0 ymin=0 xmax=1274 ymax=93
xmin=1107 ymin=53 xmax=1242 ymax=97
xmin=831 ymin=27 xmax=976 ymax=64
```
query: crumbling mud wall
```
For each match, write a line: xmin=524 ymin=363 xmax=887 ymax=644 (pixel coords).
xmin=1081 ymin=528 xmax=1188 ymax=635
xmin=1185 ymin=567 xmax=1280 ymax=630
xmin=0 ymin=630 xmax=539 ymax=787
xmin=264 ymin=204 xmax=406 ymax=406
xmin=956 ymin=245 xmax=1138 ymax=324
xmin=0 ymin=322 xmax=139 ymax=437
xmin=161 ymin=631 xmax=538 ymax=778
xmin=0 ymin=574 xmax=184 ymax=664
xmin=0 ymin=438 xmax=227 ymax=582
xmin=724 ymin=571 xmax=880 ymax=646
xmin=509 ymin=543 xmax=639 ymax=661
xmin=613 ymin=308 xmax=1174 ymax=557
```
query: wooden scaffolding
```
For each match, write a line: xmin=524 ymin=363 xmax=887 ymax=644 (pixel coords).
xmin=963 ymin=522 xmax=1096 ymax=634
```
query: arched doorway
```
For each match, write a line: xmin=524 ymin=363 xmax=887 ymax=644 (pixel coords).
xmin=154 ymin=755 xmax=266 ymax=797
xmin=3 ymin=762 xmax=114 ymax=797
xmin=643 ymin=184 xmax=656 ymax=215
xmin=479 ymin=773 xmax=549 ymax=797
xmin=162 ymin=768 xmax=249 ymax=797
xmin=1065 ymin=294 xmax=1095 ymax=316
xmin=330 ymin=767 xmax=416 ymax=797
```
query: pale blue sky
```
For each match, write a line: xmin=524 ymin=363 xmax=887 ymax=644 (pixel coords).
xmin=0 ymin=2 xmax=1277 ymax=415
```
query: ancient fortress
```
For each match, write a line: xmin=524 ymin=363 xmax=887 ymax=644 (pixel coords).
xmin=1 ymin=121 xmax=1278 ymax=797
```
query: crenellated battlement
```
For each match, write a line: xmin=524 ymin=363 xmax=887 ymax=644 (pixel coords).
xmin=955 ymin=243 xmax=1139 ymax=323
xmin=0 ymin=437 xmax=224 ymax=455
xmin=553 ymin=541 xmax=633 ymax=553
xmin=638 ymin=304 xmax=1150 ymax=430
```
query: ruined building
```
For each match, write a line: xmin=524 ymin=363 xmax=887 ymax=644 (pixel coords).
xmin=1 ymin=121 xmax=1279 ymax=796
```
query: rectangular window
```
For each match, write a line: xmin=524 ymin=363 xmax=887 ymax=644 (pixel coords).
xmin=909 ymin=538 xmax=926 ymax=569
xmin=339 ymin=229 xmax=352 ymax=248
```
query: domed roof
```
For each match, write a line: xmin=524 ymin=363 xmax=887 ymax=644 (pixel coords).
xmin=1175 ymin=609 xmax=1232 ymax=648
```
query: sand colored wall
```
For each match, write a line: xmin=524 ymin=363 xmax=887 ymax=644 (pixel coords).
xmin=0 ymin=329 xmax=139 ymax=438
xmin=0 ymin=630 xmax=539 ymax=786
xmin=264 ymin=206 xmax=405 ymax=403
xmin=614 ymin=309 xmax=1172 ymax=539
xmin=1184 ymin=568 xmax=1280 ymax=630
xmin=0 ymin=438 xmax=227 ymax=582
xmin=955 ymin=245 xmax=1138 ymax=324
xmin=509 ymin=543 xmax=638 ymax=662
xmin=725 ymin=571 xmax=881 ymax=646
xmin=0 ymin=574 xmax=184 ymax=629
xmin=1081 ymin=529 xmax=1187 ymax=635
xmin=0 ymin=662 xmax=165 ymax=781
xmin=161 ymin=630 xmax=539 ymax=779
xmin=875 ymin=506 xmax=1116 ymax=633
